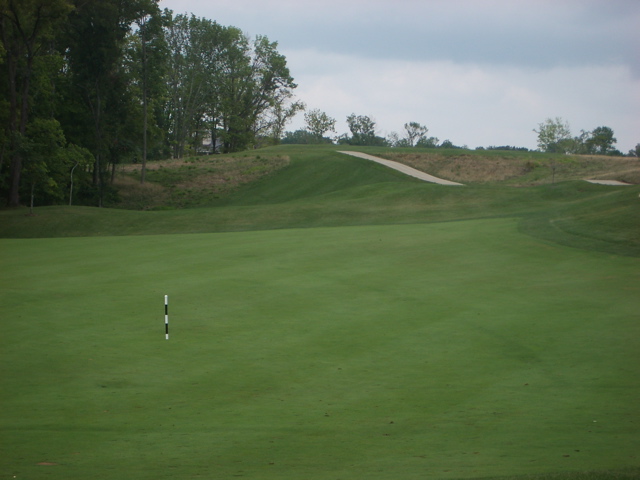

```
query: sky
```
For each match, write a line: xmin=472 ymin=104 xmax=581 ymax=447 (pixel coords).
xmin=160 ymin=0 xmax=640 ymax=151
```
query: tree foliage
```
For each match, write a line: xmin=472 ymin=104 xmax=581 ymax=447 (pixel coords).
xmin=534 ymin=117 xmax=572 ymax=153
xmin=344 ymin=114 xmax=387 ymax=146
xmin=403 ymin=122 xmax=428 ymax=147
xmin=303 ymin=108 xmax=335 ymax=142
xmin=0 ymin=3 xmax=299 ymax=207
xmin=534 ymin=118 xmax=622 ymax=156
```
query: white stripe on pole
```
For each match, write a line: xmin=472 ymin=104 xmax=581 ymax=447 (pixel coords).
xmin=164 ymin=295 xmax=169 ymax=340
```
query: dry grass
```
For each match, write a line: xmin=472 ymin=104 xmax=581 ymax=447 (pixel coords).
xmin=114 ymin=154 xmax=290 ymax=209
xmin=381 ymin=153 xmax=640 ymax=185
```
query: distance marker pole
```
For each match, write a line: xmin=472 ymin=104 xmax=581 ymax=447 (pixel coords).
xmin=164 ymin=295 xmax=169 ymax=340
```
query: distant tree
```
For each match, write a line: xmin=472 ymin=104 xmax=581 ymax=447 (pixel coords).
xmin=403 ymin=122 xmax=428 ymax=147
xmin=387 ymin=132 xmax=403 ymax=147
xmin=345 ymin=113 xmax=387 ymax=146
xmin=629 ymin=144 xmax=640 ymax=158
xmin=346 ymin=113 xmax=375 ymax=146
xmin=440 ymin=139 xmax=463 ymax=149
xmin=281 ymin=129 xmax=324 ymax=145
xmin=585 ymin=126 xmax=617 ymax=155
xmin=416 ymin=136 xmax=439 ymax=148
xmin=262 ymin=97 xmax=305 ymax=144
xmin=303 ymin=108 xmax=335 ymax=142
xmin=534 ymin=117 xmax=572 ymax=153
xmin=486 ymin=145 xmax=529 ymax=152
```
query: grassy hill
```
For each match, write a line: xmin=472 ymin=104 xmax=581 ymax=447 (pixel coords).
xmin=1 ymin=146 xmax=639 ymax=257
xmin=1 ymin=146 xmax=639 ymax=480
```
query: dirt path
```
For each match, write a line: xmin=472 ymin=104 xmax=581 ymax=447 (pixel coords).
xmin=338 ymin=151 xmax=464 ymax=186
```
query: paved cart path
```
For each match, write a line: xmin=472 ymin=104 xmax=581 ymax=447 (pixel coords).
xmin=338 ymin=151 xmax=464 ymax=186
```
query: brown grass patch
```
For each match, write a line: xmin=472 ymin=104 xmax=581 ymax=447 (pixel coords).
xmin=113 ymin=155 xmax=290 ymax=209
xmin=381 ymin=153 xmax=536 ymax=183
xmin=381 ymin=153 xmax=640 ymax=185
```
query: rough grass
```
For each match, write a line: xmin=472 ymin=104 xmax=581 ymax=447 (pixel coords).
xmin=377 ymin=152 xmax=640 ymax=186
xmin=116 ymin=154 xmax=290 ymax=209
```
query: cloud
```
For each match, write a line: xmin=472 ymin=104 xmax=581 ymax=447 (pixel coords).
xmin=164 ymin=0 xmax=640 ymax=74
xmin=286 ymin=50 xmax=640 ymax=150
xmin=160 ymin=0 xmax=640 ymax=150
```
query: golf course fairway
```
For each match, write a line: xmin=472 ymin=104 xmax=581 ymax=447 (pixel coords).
xmin=1 ymin=217 xmax=638 ymax=479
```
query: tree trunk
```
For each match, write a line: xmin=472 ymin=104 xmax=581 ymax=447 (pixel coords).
xmin=29 ymin=182 xmax=35 ymax=214
xmin=141 ymin=26 xmax=147 ymax=184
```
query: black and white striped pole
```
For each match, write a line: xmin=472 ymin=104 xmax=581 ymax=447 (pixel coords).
xmin=164 ymin=295 xmax=169 ymax=340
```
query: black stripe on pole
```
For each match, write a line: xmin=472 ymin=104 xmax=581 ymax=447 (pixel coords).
xmin=165 ymin=295 xmax=169 ymax=340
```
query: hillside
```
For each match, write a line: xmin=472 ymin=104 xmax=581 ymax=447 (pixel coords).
xmin=1 ymin=146 xmax=639 ymax=256
xmin=114 ymin=146 xmax=640 ymax=210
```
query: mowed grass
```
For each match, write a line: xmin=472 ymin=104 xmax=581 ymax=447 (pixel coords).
xmin=1 ymin=145 xmax=639 ymax=479
xmin=1 ymin=219 xmax=639 ymax=479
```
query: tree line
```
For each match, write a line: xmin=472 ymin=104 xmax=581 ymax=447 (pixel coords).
xmin=3 ymin=1 xmax=637 ymax=209
xmin=534 ymin=117 xmax=637 ymax=157
xmin=283 ymin=111 xmax=460 ymax=149
xmin=285 ymin=110 xmax=639 ymax=157
xmin=1 ymin=0 xmax=298 ymax=208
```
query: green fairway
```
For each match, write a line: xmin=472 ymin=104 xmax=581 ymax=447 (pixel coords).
xmin=1 ymin=218 xmax=639 ymax=479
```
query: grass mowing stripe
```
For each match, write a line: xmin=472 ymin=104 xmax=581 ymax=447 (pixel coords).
xmin=1 ymin=218 xmax=639 ymax=479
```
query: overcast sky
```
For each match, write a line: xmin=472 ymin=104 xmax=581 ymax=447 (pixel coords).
xmin=160 ymin=0 xmax=639 ymax=151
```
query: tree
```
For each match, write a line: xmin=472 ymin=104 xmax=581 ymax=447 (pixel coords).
xmin=346 ymin=113 xmax=387 ymax=146
xmin=416 ymin=136 xmax=439 ymax=148
xmin=131 ymin=1 xmax=167 ymax=183
xmin=0 ymin=0 xmax=73 ymax=206
xmin=20 ymin=118 xmax=66 ymax=212
xmin=403 ymin=122 xmax=428 ymax=147
xmin=629 ymin=144 xmax=640 ymax=158
xmin=215 ymin=33 xmax=295 ymax=153
xmin=534 ymin=117 xmax=572 ymax=153
xmin=281 ymin=129 xmax=319 ymax=145
xmin=165 ymin=16 xmax=296 ymax=154
xmin=304 ymin=108 xmax=336 ymax=142
xmin=585 ymin=126 xmax=617 ymax=155
xmin=258 ymin=96 xmax=304 ymax=145
xmin=63 ymin=0 xmax=154 ymax=206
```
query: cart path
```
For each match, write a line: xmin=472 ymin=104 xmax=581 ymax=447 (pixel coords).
xmin=338 ymin=151 xmax=464 ymax=186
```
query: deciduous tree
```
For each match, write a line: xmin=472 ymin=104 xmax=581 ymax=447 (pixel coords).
xmin=585 ymin=126 xmax=617 ymax=155
xmin=403 ymin=122 xmax=428 ymax=147
xmin=346 ymin=113 xmax=386 ymax=146
xmin=0 ymin=0 xmax=73 ymax=206
xmin=534 ymin=117 xmax=572 ymax=153
xmin=304 ymin=108 xmax=335 ymax=142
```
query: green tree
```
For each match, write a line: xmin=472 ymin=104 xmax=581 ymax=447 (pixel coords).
xmin=416 ymin=136 xmax=439 ymax=148
xmin=220 ymin=34 xmax=295 ymax=152
xmin=20 ymin=118 xmax=66 ymax=212
xmin=62 ymin=0 xmax=154 ymax=206
xmin=585 ymin=126 xmax=617 ymax=155
xmin=534 ymin=117 xmax=572 ymax=153
xmin=281 ymin=129 xmax=321 ymax=145
xmin=0 ymin=0 xmax=73 ymax=206
xmin=346 ymin=113 xmax=387 ymax=146
xmin=124 ymin=2 xmax=167 ymax=182
xmin=257 ymin=96 xmax=304 ymax=145
xmin=403 ymin=121 xmax=428 ymax=147
xmin=304 ymin=108 xmax=336 ymax=142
